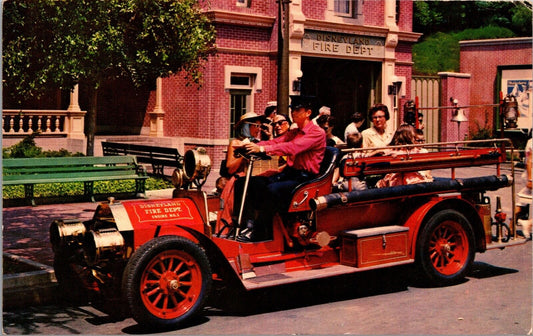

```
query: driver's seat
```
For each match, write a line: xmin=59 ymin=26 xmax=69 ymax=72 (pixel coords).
xmin=288 ymin=146 xmax=340 ymax=212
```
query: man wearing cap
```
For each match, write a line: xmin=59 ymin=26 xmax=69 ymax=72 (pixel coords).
xmin=234 ymin=96 xmax=326 ymax=242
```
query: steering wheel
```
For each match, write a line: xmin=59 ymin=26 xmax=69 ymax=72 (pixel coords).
xmin=233 ymin=146 xmax=271 ymax=161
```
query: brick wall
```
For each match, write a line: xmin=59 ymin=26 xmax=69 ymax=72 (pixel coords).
xmin=363 ymin=0 xmax=384 ymax=26
xmin=397 ymin=0 xmax=412 ymax=32
xmin=460 ymin=38 xmax=532 ymax=133
xmin=301 ymin=1 xmax=328 ymax=20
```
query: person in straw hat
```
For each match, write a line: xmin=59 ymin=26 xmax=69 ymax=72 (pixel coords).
xmin=218 ymin=112 xmax=265 ymax=233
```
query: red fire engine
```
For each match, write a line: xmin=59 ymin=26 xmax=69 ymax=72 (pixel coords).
xmin=50 ymin=138 xmax=527 ymax=329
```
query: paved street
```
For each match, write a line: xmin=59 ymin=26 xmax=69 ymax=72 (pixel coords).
xmin=3 ymin=242 xmax=531 ymax=335
xmin=3 ymin=163 xmax=532 ymax=334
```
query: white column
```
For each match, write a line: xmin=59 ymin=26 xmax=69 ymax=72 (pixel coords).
xmin=149 ymin=77 xmax=165 ymax=137
xmin=383 ymin=0 xmax=400 ymax=130
xmin=67 ymin=85 xmax=82 ymax=112
xmin=66 ymin=84 xmax=86 ymax=139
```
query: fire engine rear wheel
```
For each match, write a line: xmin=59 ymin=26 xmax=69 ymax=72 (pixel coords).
xmin=122 ymin=236 xmax=212 ymax=329
xmin=417 ymin=209 xmax=475 ymax=286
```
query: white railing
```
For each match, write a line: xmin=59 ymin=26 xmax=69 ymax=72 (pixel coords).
xmin=3 ymin=109 xmax=86 ymax=139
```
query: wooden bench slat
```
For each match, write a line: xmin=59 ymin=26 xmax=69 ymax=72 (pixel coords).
xmin=3 ymin=174 xmax=147 ymax=185
xmin=4 ymin=164 xmax=137 ymax=174
xmin=3 ymin=156 xmax=138 ymax=167
xmin=4 ymin=169 xmax=144 ymax=182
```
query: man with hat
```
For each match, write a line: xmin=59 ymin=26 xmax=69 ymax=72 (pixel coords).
xmin=233 ymin=96 xmax=326 ymax=242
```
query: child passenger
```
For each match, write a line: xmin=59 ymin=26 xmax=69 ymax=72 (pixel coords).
xmin=376 ymin=124 xmax=433 ymax=188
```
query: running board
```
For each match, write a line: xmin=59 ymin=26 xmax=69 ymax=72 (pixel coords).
xmin=241 ymin=259 xmax=414 ymax=290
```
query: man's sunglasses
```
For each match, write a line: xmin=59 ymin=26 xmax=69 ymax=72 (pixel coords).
xmin=272 ymin=120 xmax=287 ymax=126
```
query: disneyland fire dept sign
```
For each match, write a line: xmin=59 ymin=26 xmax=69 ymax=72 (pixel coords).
xmin=302 ymin=30 xmax=385 ymax=58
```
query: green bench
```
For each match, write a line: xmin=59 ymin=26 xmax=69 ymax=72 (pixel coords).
xmin=102 ymin=141 xmax=183 ymax=177
xmin=3 ymin=156 xmax=148 ymax=206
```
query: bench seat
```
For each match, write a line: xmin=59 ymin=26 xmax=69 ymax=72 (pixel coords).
xmin=3 ymin=156 xmax=147 ymax=206
xmin=102 ymin=141 xmax=182 ymax=176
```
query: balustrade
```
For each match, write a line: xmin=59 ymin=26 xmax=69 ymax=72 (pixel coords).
xmin=3 ymin=109 xmax=86 ymax=139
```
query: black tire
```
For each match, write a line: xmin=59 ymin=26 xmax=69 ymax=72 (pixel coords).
xmin=53 ymin=252 xmax=90 ymax=304
xmin=122 ymin=236 xmax=212 ymax=329
xmin=416 ymin=209 xmax=475 ymax=286
xmin=491 ymin=222 xmax=511 ymax=243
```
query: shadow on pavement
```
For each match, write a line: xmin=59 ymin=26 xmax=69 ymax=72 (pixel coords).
xmin=2 ymin=305 xmax=107 ymax=335
xmin=468 ymin=260 xmax=518 ymax=279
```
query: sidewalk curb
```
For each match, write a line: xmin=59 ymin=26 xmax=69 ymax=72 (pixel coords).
xmin=3 ymin=252 xmax=58 ymax=309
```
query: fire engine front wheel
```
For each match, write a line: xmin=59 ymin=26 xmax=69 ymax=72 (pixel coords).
xmin=122 ymin=236 xmax=212 ymax=329
xmin=416 ymin=209 xmax=475 ymax=286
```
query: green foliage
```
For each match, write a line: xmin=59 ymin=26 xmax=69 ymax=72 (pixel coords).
xmin=468 ymin=115 xmax=494 ymax=141
xmin=3 ymin=133 xmax=42 ymax=158
xmin=413 ymin=26 xmax=516 ymax=75
xmin=3 ymin=0 xmax=216 ymax=98
xmin=2 ymin=134 xmax=84 ymax=158
xmin=414 ymin=1 xmax=532 ymax=37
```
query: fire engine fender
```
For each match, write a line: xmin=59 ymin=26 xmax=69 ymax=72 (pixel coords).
xmin=405 ymin=196 xmax=486 ymax=258
xmin=176 ymin=226 xmax=245 ymax=289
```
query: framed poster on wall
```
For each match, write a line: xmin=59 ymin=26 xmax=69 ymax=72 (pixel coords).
xmin=501 ymin=68 xmax=532 ymax=130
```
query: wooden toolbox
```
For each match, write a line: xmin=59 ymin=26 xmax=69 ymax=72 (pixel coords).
xmin=340 ymin=225 xmax=410 ymax=268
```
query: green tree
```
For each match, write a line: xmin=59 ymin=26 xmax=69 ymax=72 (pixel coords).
xmin=414 ymin=1 xmax=532 ymax=37
xmin=3 ymin=0 xmax=216 ymax=155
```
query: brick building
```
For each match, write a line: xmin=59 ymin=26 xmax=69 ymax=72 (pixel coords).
xmin=142 ymin=0 xmax=420 ymax=169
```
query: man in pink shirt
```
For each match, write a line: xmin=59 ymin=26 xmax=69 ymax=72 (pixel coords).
xmin=234 ymin=96 xmax=326 ymax=242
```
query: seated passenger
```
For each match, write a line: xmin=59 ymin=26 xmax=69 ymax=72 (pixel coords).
xmin=344 ymin=112 xmax=364 ymax=144
xmin=218 ymin=112 xmax=264 ymax=229
xmin=316 ymin=115 xmax=345 ymax=148
xmin=334 ymin=132 xmax=367 ymax=191
xmin=361 ymin=104 xmax=394 ymax=157
xmin=233 ymin=96 xmax=326 ymax=242
xmin=272 ymin=114 xmax=291 ymax=138
xmin=376 ymin=124 xmax=433 ymax=188
xmin=260 ymin=103 xmax=277 ymax=140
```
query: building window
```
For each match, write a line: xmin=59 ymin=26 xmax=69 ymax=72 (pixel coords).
xmin=328 ymin=0 xmax=362 ymax=21
xmin=236 ymin=0 xmax=250 ymax=8
xmin=334 ymin=0 xmax=353 ymax=17
xmin=230 ymin=75 xmax=250 ymax=87
xmin=224 ymin=65 xmax=262 ymax=137
xmin=230 ymin=91 xmax=250 ymax=138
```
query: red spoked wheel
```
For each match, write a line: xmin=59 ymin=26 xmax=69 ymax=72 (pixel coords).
xmin=417 ymin=209 xmax=475 ymax=286
xmin=123 ymin=236 xmax=212 ymax=329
